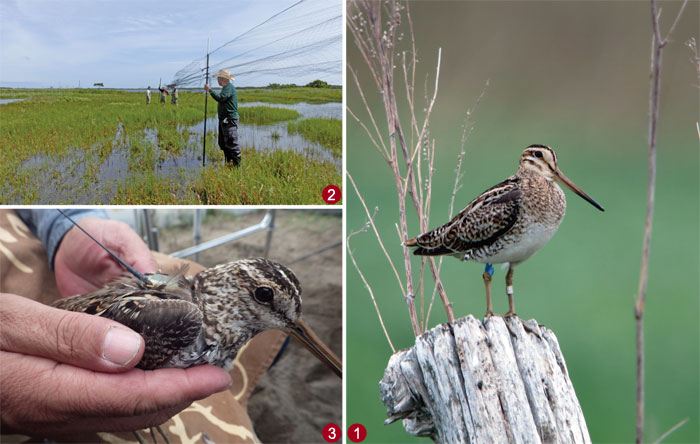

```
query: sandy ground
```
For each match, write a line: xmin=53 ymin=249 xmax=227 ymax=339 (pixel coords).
xmin=157 ymin=209 xmax=342 ymax=443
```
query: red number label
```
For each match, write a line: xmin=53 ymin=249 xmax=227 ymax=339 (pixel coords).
xmin=323 ymin=185 xmax=341 ymax=204
xmin=322 ymin=423 xmax=341 ymax=442
xmin=348 ymin=423 xmax=367 ymax=442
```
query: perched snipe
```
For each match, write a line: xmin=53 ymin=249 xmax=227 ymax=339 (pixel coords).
xmin=405 ymin=145 xmax=604 ymax=317
xmin=52 ymin=258 xmax=341 ymax=376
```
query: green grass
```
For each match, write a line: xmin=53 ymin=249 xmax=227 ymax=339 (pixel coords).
xmin=239 ymin=87 xmax=341 ymax=104
xmin=0 ymin=88 xmax=340 ymax=204
xmin=113 ymin=148 xmax=340 ymax=204
xmin=240 ymin=106 xmax=298 ymax=124
xmin=288 ymin=118 xmax=342 ymax=157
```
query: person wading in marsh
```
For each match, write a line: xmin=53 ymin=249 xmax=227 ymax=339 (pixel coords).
xmin=204 ymin=69 xmax=240 ymax=167
xmin=159 ymin=86 xmax=168 ymax=104
xmin=171 ymin=86 xmax=178 ymax=106
xmin=146 ymin=86 xmax=151 ymax=104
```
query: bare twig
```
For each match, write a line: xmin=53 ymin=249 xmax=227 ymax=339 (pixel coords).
xmin=635 ymin=1 xmax=687 ymax=442
xmin=348 ymin=65 xmax=389 ymax=158
xmin=426 ymin=81 xmax=489 ymax=326
xmin=352 ymin=0 xmax=493 ymax=335
xmin=686 ymin=38 xmax=700 ymax=84
xmin=348 ymin=222 xmax=396 ymax=353
xmin=348 ymin=172 xmax=407 ymax=299
xmin=652 ymin=417 xmax=689 ymax=444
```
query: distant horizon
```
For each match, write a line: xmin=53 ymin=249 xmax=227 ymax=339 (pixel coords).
xmin=0 ymin=82 xmax=342 ymax=90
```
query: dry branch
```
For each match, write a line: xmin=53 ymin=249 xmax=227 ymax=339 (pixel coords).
xmin=348 ymin=0 xmax=456 ymax=339
xmin=380 ymin=316 xmax=590 ymax=444
xmin=635 ymin=1 xmax=687 ymax=442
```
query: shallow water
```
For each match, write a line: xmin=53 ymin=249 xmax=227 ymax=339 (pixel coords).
xmin=16 ymin=101 xmax=341 ymax=203
xmin=183 ymin=101 xmax=341 ymax=169
xmin=0 ymin=98 xmax=24 ymax=105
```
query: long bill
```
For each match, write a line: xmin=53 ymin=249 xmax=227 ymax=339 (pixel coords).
xmin=554 ymin=169 xmax=605 ymax=212
xmin=289 ymin=319 xmax=342 ymax=378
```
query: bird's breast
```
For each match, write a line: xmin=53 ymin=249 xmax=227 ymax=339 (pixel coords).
xmin=478 ymin=220 xmax=560 ymax=265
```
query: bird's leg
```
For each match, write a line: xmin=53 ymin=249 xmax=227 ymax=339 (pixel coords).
xmin=133 ymin=431 xmax=147 ymax=444
xmin=149 ymin=427 xmax=158 ymax=443
xmin=156 ymin=425 xmax=171 ymax=444
xmin=505 ymin=265 xmax=516 ymax=317
xmin=483 ymin=263 xmax=495 ymax=317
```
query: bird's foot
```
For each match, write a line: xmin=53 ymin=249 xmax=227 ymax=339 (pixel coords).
xmin=482 ymin=311 xmax=495 ymax=326
xmin=504 ymin=310 xmax=517 ymax=318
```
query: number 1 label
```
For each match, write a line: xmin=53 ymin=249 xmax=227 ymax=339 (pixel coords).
xmin=348 ymin=423 xmax=367 ymax=442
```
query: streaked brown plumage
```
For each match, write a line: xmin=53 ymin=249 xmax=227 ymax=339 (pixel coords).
xmin=406 ymin=145 xmax=604 ymax=316
xmin=52 ymin=258 xmax=341 ymax=376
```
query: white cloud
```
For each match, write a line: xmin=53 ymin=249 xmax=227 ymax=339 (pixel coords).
xmin=0 ymin=0 xmax=340 ymax=88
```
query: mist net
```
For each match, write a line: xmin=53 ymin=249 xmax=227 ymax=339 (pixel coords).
xmin=171 ymin=0 xmax=341 ymax=88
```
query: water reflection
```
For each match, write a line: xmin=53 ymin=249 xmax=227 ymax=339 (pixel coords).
xmin=18 ymin=101 xmax=341 ymax=203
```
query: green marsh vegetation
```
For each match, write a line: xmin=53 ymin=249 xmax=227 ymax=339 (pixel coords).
xmin=240 ymin=86 xmax=341 ymax=104
xmin=0 ymin=87 xmax=341 ymax=204
xmin=113 ymin=148 xmax=338 ymax=204
xmin=288 ymin=118 xmax=342 ymax=157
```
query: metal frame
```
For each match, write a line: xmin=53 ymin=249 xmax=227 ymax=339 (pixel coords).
xmin=169 ymin=210 xmax=276 ymax=259
xmin=132 ymin=209 xmax=341 ymax=266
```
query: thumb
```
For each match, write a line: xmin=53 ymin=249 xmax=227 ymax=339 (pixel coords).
xmin=0 ymin=293 xmax=144 ymax=372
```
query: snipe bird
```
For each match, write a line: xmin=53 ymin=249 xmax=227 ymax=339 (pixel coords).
xmin=405 ymin=145 xmax=604 ymax=317
xmin=52 ymin=258 xmax=342 ymax=376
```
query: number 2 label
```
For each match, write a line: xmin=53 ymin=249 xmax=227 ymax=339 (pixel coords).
xmin=323 ymin=185 xmax=341 ymax=204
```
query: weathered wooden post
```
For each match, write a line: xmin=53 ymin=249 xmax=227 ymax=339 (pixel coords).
xmin=380 ymin=315 xmax=590 ymax=444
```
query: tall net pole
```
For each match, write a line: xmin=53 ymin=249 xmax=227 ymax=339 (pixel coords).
xmin=202 ymin=38 xmax=210 ymax=167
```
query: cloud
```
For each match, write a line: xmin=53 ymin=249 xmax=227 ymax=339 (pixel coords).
xmin=0 ymin=0 xmax=340 ymax=87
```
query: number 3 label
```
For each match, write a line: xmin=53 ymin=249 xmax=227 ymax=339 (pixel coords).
xmin=323 ymin=185 xmax=341 ymax=204
xmin=322 ymin=423 xmax=340 ymax=442
xmin=348 ymin=423 xmax=367 ymax=442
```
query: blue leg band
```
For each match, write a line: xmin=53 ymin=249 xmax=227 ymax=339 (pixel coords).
xmin=485 ymin=263 xmax=494 ymax=276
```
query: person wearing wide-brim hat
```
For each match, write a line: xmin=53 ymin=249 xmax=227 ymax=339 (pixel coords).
xmin=204 ymin=69 xmax=240 ymax=166
xmin=159 ymin=85 xmax=168 ymax=104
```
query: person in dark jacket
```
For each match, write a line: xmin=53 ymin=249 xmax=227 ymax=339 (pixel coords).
xmin=204 ymin=69 xmax=240 ymax=166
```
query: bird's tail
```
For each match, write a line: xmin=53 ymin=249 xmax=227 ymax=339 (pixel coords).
xmin=403 ymin=237 xmax=418 ymax=247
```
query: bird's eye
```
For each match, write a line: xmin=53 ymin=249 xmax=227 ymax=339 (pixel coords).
xmin=254 ymin=287 xmax=274 ymax=304
xmin=534 ymin=151 xmax=543 ymax=158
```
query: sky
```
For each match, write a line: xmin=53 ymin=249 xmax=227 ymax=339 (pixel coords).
xmin=0 ymin=0 xmax=341 ymax=88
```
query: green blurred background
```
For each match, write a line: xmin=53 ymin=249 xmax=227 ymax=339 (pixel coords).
xmin=346 ymin=1 xmax=698 ymax=443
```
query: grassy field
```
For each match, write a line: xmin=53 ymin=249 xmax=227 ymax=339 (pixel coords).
xmin=239 ymin=87 xmax=341 ymax=104
xmin=347 ymin=2 xmax=698 ymax=443
xmin=288 ymin=118 xmax=342 ymax=157
xmin=113 ymin=148 xmax=339 ymax=204
xmin=0 ymin=87 xmax=340 ymax=204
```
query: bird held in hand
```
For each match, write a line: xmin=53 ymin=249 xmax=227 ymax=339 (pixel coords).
xmin=52 ymin=258 xmax=341 ymax=376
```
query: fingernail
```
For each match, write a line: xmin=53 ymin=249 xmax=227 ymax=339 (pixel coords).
xmin=102 ymin=327 xmax=143 ymax=366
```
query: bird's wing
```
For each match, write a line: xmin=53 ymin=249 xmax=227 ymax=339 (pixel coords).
xmin=52 ymin=277 xmax=203 ymax=370
xmin=102 ymin=296 xmax=203 ymax=370
xmin=411 ymin=178 xmax=522 ymax=256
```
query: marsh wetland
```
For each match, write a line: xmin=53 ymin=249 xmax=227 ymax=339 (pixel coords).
xmin=0 ymin=88 xmax=342 ymax=204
